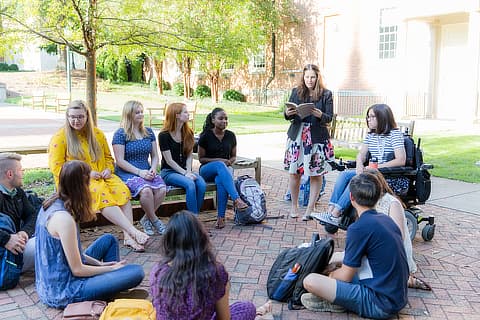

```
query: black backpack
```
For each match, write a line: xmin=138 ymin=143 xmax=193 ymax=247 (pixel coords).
xmin=267 ymin=234 xmax=334 ymax=309
xmin=234 ymin=175 xmax=267 ymax=225
xmin=0 ymin=213 xmax=23 ymax=290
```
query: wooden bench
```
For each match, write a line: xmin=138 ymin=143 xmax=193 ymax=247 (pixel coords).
xmin=330 ymin=115 xmax=415 ymax=149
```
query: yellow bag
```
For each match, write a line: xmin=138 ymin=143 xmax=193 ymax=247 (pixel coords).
xmin=99 ymin=299 xmax=156 ymax=320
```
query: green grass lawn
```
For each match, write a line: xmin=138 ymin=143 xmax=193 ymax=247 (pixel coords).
xmin=334 ymin=134 xmax=480 ymax=184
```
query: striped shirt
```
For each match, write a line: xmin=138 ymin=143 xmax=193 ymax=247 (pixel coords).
xmin=363 ymin=129 xmax=404 ymax=164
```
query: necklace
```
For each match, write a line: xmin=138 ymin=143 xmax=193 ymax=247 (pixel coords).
xmin=376 ymin=135 xmax=386 ymax=162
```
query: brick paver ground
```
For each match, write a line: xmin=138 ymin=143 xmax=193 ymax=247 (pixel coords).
xmin=1 ymin=167 xmax=479 ymax=319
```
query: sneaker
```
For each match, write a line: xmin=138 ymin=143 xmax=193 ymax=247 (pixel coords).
xmin=302 ymin=213 xmax=312 ymax=221
xmin=284 ymin=193 xmax=292 ymax=201
xmin=152 ymin=219 xmax=167 ymax=235
xmin=310 ymin=212 xmax=340 ymax=226
xmin=139 ymin=215 xmax=155 ymax=236
xmin=301 ymin=293 xmax=345 ymax=313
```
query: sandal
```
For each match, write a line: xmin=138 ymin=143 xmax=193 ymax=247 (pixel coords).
xmin=408 ymin=275 xmax=431 ymax=291
xmin=215 ymin=217 xmax=226 ymax=229
xmin=255 ymin=300 xmax=273 ymax=320
xmin=132 ymin=229 xmax=149 ymax=245
xmin=123 ymin=238 xmax=145 ymax=253
xmin=234 ymin=198 xmax=249 ymax=210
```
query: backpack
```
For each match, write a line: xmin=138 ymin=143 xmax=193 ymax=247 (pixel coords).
xmin=267 ymin=234 xmax=334 ymax=310
xmin=233 ymin=175 xmax=267 ymax=225
xmin=234 ymin=175 xmax=267 ymax=225
xmin=99 ymin=299 xmax=156 ymax=320
xmin=25 ymin=190 xmax=44 ymax=215
xmin=0 ymin=213 xmax=23 ymax=290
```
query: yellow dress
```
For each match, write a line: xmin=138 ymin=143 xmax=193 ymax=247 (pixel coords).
xmin=49 ymin=127 xmax=131 ymax=212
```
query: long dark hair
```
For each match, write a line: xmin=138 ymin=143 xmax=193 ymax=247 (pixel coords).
xmin=42 ymin=160 xmax=95 ymax=223
xmin=366 ymin=104 xmax=398 ymax=135
xmin=296 ymin=64 xmax=325 ymax=102
xmin=201 ymin=107 xmax=225 ymax=134
xmin=155 ymin=211 xmax=218 ymax=318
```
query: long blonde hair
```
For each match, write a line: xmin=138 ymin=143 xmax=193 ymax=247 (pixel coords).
xmin=120 ymin=100 xmax=148 ymax=141
xmin=65 ymin=100 xmax=101 ymax=161
xmin=161 ymin=102 xmax=194 ymax=155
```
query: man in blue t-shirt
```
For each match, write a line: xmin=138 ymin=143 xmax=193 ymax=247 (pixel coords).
xmin=303 ymin=172 xmax=409 ymax=319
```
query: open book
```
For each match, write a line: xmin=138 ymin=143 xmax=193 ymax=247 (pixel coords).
xmin=285 ymin=102 xmax=315 ymax=119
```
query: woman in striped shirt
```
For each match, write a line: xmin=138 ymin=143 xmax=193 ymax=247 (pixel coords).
xmin=314 ymin=104 xmax=406 ymax=227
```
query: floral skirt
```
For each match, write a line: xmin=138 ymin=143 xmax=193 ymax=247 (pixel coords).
xmin=125 ymin=175 xmax=166 ymax=198
xmin=284 ymin=123 xmax=335 ymax=176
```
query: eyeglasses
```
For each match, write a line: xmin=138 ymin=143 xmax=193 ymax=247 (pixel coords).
xmin=366 ymin=115 xmax=376 ymax=119
xmin=68 ymin=115 xmax=86 ymax=120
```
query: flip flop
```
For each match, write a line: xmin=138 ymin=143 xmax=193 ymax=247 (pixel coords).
xmin=408 ymin=275 xmax=432 ymax=291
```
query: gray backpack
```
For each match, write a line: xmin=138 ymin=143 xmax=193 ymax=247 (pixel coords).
xmin=234 ymin=175 xmax=267 ymax=224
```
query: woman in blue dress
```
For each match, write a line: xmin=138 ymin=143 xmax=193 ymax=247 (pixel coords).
xmin=35 ymin=160 xmax=144 ymax=308
xmin=112 ymin=100 xmax=167 ymax=236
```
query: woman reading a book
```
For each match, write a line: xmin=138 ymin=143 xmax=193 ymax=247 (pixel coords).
xmin=284 ymin=64 xmax=334 ymax=220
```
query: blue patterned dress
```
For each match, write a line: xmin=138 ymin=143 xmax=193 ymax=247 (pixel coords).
xmin=112 ymin=127 xmax=166 ymax=197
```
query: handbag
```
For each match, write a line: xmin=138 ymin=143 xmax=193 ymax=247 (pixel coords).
xmin=63 ymin=300 xmax=107 ymax=320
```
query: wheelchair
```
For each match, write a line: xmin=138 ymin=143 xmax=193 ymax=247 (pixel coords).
xmin=321 ymin=134 xmax=436 ymax=241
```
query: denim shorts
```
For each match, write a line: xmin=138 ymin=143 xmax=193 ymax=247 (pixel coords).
xmin=334 ymin=280 xmax=395 ymax=319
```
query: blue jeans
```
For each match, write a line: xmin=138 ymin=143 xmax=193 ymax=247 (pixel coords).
xmin=161 ymin=169 xmax=206 ymax=214
xmin=200 ymin=161 xmax=238 ymax=218
xmin=329 ymin=170 xmax=356 ymax=213
xmin=77 ymin=234 xmax=144 ymax=301
xmin=335 ymin=279 xmax=396 ymax=319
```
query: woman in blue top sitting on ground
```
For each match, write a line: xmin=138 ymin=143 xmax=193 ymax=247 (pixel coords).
xmin=112 ymin=100 xmax=167 ymax=236
xmin=35 ymin=160 xmax=144 ymax=309
xmin=158 ymin=102 xmax=206 ymax=214
xmin=197 ymin=108 xmax=248 ymax=229
xmin=284 ymin=64 xmax=335 ymax=221
xmin=314 ymin=103 xmax=407 ymax=227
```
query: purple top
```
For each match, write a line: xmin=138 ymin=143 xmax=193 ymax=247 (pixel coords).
xmin=150 ymin=262 xmax=228 ymax=320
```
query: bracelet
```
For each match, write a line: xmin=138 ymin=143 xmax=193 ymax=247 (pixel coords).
xmin=137 ymin=169 xmax=141 ymax=176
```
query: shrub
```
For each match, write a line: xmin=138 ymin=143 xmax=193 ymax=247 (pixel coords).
xmin=103 ymin=54 xmax=118 ymax=82
xmin=223 ymin=89 xmax=245 ymax=102
xmin=194 ymin=84 xmax=211 ymax=98
xmin=96 ymin=52 xmax=108 ymax=79
xmin=117 ymin=57 xmax=128 ymax=83
xmin=8 ymin=64 xmax=19 ymax=71
xmin=150 ymin=77 xmax=158 ymax=90
xmin=173 ymin=82 xmax=185 ymax=96
xmin=130 ymin=57 xmax=143 ymax=83
xmin=162 ymin=80 xmax=171 ymax=91
xmin=0 ymin=63 xmax=9 ymax=71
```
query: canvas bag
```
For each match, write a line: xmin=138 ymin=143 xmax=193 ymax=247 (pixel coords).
xmin=99 ymin=299 xmax=156 ymax=320
xmin=63 ymin=300 xmax=107 ymax=320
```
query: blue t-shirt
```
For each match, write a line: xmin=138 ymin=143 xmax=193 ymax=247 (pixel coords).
xmin=343 ymin=209 xmax=409 ymax=314
xmin=112 ymin=127 xmax=156 ymax=181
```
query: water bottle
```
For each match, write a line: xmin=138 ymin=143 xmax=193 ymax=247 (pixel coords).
xmin=369 ymin=157 xmax=378 ymax=169
xmin=298 ymin=183 xmax=305 ymax=207
xmin=272 ymin=263 xmax=301 ymax=300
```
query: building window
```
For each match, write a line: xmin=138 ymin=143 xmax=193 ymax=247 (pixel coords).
xmin=249 ymin=47 xmax=266 ymax=73
xmin=378 ymin=8 xmax=398 ymax=60
xmin=222 ymin=62 xmax=234 ymax=74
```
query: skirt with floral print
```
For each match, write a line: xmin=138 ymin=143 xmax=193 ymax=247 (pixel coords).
xmin=284 ymin=123 xmax=335 ymax=176
xmin=126 ymin=175 xmax=167 ymax=198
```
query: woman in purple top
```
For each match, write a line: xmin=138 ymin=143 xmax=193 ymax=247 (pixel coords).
xmin=112 ymin=100 xmax=167 ymax=237
xmin=150 ymin=210 xmax=272 ymax=320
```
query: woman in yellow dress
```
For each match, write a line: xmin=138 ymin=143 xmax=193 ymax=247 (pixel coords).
xmin=49 ymin=100 xmax=149 ymax=252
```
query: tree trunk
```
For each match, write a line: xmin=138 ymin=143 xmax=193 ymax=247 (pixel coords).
xmin=183 ymin=57 xmax=192 ymax=99
xmin=85 ymin=52 xmax=97 ymax=125
xmin=153 ymin=57 xmax=163 ymax=95
xmin=209 ymin=69 xmax=220 ymax=103
xmin=143 ymin=55 xmax=152 ymax=84
xmin=57 ymin=46 xmax=67 ymax=71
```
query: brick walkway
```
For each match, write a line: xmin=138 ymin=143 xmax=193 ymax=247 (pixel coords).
xmin=1 ymin=167 xmax=479 ymax=319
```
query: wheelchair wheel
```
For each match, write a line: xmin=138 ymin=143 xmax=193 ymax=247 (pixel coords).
xmin=404 ymin=209 xmax=418 ymax=241
xmin=422 ymin=224 xmax=435 ymax=241
xmin=324 ymin=224 xmax=339 ymax=235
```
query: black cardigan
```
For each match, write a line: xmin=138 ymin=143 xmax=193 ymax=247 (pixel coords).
xmin=284 ymin=88 xmax=334 ymax=143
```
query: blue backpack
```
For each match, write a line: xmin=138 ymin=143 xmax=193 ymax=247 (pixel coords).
xmin=0 ymin=213 xmax=23 ymax=290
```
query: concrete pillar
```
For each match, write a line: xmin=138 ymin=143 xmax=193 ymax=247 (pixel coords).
xmin=0 ymin=82 xmax=6 ymax=102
